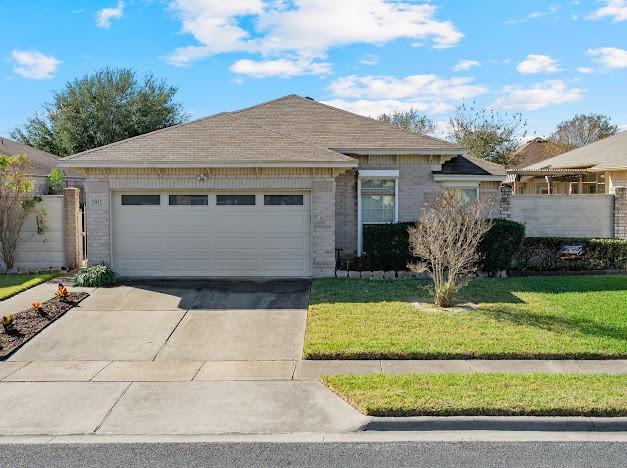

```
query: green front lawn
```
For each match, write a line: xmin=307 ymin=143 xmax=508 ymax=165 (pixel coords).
xmin=324 ymin=373 xmax=627 ymax=417
xmin=304 ymin=275 xmax=627 ymax=359
xmin=0 ymin=273 xmax=59 ymax=301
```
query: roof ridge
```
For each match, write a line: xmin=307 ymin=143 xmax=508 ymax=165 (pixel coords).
xmin=288 ymin=95 xmax=463 ymax=150
xmin=230 ymin=94 xmax=300 ymax=114
xmin=63 ymin=112 xmax=230 ymax=160
xmin=226 ymin=113 xmax=354 ymax=162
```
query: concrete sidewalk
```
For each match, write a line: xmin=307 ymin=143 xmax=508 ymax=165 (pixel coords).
xmin=1 ymin=359 xmax=626 ymax=383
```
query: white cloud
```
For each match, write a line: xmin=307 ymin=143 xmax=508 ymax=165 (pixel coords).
xmin=577 ymin=66 xmax=594 ymax=73
xmin=619 ymin=123 xmax=627 ymax=131
xmin=453 ymin=59 xmax=479 ymax=71
xmin=506 ymin=4 xmax=561 ymax=24
xmin=96 ymin=1 xmax=125 ymax=29
xmin=11 ymin=50 xmax=61 ymax=79
xmin=326 ymin=73 xmax=488 ymax=116
xmin=587 ymin=47 xmax=627 ymax=68
xmin=321 ymin=98 xmax=452 ymax=117
xmin=516 ymin=54 xmax=562 ymax=74
xmin=492 ymin=80 xmax=583 ymax=111
xmin=360 ymin=54 xmax=380 ymax=66
xmin=230 ymin=57 xmax=331 ymax=77
xmin=587 ymin=0 xmax=627 ymax=22
xmin=166 ymin=0 xmax=463 ymax=72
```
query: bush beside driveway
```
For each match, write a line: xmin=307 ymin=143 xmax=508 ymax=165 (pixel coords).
xmin=304 ymin=275 xmax=627 ymax=360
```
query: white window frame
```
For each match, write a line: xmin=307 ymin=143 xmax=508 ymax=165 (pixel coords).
xmin=442 ymin=182 xmax=480 ymax=201
xmin=357 ymin=170 xmax=399 ymax=256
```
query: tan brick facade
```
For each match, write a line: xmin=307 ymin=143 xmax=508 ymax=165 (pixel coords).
xmin=615 ymin=187 xmax=627 ymax=240
xmin=83 ymin=167 xmax=342 ymax=277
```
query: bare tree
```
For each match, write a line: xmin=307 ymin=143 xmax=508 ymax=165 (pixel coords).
xmin=0 ymin=154 xmax=37 ymax=271
xmin=448 ymin=102 xmax=527 ymax=167
xmin=545 ymin=113 xmax=619 ymax=157
xmin=377 ymin=109 xmax=436 ymax=135
xmin=408 ymin=190 xmax=491 ymax=307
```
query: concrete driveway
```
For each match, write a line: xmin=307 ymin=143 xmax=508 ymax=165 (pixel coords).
xmin=9 ymin=280 xmax=310 ymax=362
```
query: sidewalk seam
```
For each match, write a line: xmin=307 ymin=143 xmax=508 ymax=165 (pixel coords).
xmin=93 ymin=382 xmax=132 ymax=434
xmin=89 ymin=361 xmax=115 ymax=381
xmin=151 ymin=292 xmax=200 ymax=361
xmin=0 ymin=361 xmax=32 ymax=381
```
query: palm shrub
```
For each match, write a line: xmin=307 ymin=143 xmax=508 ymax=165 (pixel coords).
xmin=74 ymin=264 xmax=117 ymax=287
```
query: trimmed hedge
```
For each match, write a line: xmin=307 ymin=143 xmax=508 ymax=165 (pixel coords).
xmin=478 ymin=219 xmax=526 ymax=274
xmin=362 ymin=219 xmax=525 ymax=272
xmin=363 ymin=222 xmax=415 ymax=271
xmin=516 ymin=238 xmax=627 ymax=271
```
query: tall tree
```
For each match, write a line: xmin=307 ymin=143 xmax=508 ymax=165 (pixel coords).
xmin=448 ymin=102 xmax=527 ymax=167
xmin=377 ymin=109 xmax=436 ymax=135
xmin=545 ymin=113 xmax=619 ymax=157
xmin=12 ymin=68 xmax=188 ymax=156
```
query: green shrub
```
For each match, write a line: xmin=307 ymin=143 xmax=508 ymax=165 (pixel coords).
xmin=363 ymin=220 xmax=525 ymax=273
xmin=516 ymin=238 xmax=627 ymax=271
xmin=362 ymin=222 xmax=416 ymax=271
xmin=2 ymin=314 xmax=15 ymax=334
xmin=73 ymin=264 xmax=117 ymax=287
xmin=46 ymin=168 xmax=65 ymax=195
xmin=478 ymin=219 xmax=525 ymax=274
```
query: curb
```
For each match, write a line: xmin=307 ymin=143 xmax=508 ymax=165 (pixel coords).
xmin=365 ymin=416 xmax=627 ymax=432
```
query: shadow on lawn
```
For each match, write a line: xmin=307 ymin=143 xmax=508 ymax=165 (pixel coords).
xmin=311 ymin=275 xmax=627 ymax=306
xmin=477 ymin=306 xmax=627 ymax=341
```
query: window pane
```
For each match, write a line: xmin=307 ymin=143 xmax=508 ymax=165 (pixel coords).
xmin=452 ymin=188 xmax=477 ymax=206
xmin=362 ymin=179 xmax=395 ymax=189
xmin=362 ymin=194 xmax=394 ymax=223
xmin=216 ymin=194 xmax=256 ymax=206
xmin=169 ymin=195 xmax=208 ymax=206
xmin=121 ymin=194 xmax=160 ymax=206
xmin=264 ymin=195 xmax=304 ymax=206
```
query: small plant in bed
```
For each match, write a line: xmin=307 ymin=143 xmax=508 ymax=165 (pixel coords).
xmin=73 ymin=264 xmax=117 ymax=287
xmin=2 ymin=315 xmax=17 ymax=334
xmin=0 ymin=289 xmax=89 ymax=359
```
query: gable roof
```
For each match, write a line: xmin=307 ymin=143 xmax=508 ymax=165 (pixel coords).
xmin=61 ymin=112 xmax=356 ymax=168
xmin=435 ymin=155 xmax=505 ymax=177
xmin=510 ymin=137 xmax=552 ymax=169
xmin=234 ymin=95 xmax=464 ymax=154
xmin=0 ymin=137 xmax=82 ymax=177
xmin=521 ymin=131 xmax=627 ymax=172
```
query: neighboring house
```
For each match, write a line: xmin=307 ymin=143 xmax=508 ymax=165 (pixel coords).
xmin=508 ymin=131 xmax=627 ymax=195
xmin=60 ymin=95 xmax=505 ymax=278
xmin=510 ymin=137 xmax=552 ymax=169
xmin=0 ymin=137 xmax=84 ymax=195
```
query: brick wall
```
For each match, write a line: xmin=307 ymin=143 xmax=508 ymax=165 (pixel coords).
xmin=82 ymin=168 xmax=339 ymax=277
xmin=335 ymin=170 xmax=357 ymax=256
xmin=615 ymin=187 xmax=627 ymax=240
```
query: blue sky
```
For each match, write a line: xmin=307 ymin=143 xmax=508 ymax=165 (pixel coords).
xmin=2 ymin=0 xmax=626 ymax=141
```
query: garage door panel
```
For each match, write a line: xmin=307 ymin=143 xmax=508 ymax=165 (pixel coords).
xmin=112 ymin=191 xmax=311 ymax=277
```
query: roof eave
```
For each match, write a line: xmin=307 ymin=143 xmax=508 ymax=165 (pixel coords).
xmin=433 ymin=174 xmax=505 ymax=182
xmin=58 ymin=160 xmax=358 ymax=169
xmin=332 ymin=147 xmax=466 ymax=156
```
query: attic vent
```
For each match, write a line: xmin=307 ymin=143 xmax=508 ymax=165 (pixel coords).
xmin=305 ymin=96 xmax=315 ymax=101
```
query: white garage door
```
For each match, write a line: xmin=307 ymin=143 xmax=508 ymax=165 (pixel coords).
xmin=112 ymin=192 xmax=311 ymax=277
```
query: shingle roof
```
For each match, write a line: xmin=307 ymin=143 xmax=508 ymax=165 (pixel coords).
xmin=434 ymin=155 xmax=506 ymax=176
xmin=521 ymin=131 xmax=627 ymax=172
xmin=234 ymin=95 xmax=464 ymax=153
xmin=62 ymin=112 xmax=356 ymax=167
xmin=0 ymin=137 xmax=81 ymax=177
xmin=510 ymin=137 xmax=552 ymax=169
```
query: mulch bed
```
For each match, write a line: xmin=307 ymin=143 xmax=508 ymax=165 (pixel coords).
xmin=0 ymin=292 xmax=88 ymax=360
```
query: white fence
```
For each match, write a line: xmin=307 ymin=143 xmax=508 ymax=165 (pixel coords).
xmin=2 ymin=196 xmax=65 ymax=271
xmin=511 ymin=194 xmax=614 ymax=238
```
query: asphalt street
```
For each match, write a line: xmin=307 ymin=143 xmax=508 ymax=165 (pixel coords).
xmin=1 ymin=441 xmax=626 ymax=468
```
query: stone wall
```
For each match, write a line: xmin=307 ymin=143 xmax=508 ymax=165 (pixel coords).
xmin=504 ymin=188 xmax=616 ymax=238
